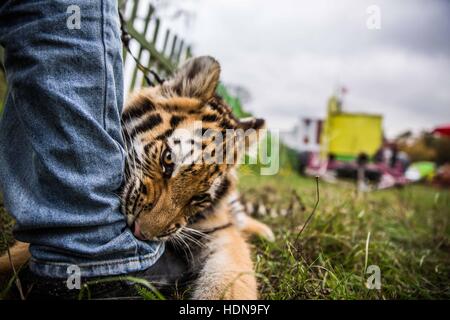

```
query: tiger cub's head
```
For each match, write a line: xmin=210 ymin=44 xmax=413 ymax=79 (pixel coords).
xmin=121 ymin=56 xmax=265 ymax=241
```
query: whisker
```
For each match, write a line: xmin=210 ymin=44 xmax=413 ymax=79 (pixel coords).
xmin=180 ymin=230 xmax=207 ymax=248
xmin=175 ymin=233 xmax=194 ymax=262
xmin=183 ymin=227 xmax=213 ymax=240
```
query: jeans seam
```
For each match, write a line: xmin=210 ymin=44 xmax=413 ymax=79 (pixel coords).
xmin=29 ymin=242 xmax=163 ymax=268
xmin=28 ymin=244 xmax=165 ymax=278
xmin=100 ymin=0 xmax=107 ymax=130
xmin=114 ymin=138 xmax=126 ymax=189
xmin=29 ymin=249 xmax=160 ymax=268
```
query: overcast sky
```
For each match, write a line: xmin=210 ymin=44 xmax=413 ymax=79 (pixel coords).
xmin=149 ymin=0 xmax=450 ymax=138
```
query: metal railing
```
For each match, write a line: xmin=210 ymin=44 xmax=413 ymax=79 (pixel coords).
xmin=120 ymin=0 xmax=192 ymax=91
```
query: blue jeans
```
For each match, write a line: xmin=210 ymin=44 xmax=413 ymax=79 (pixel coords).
xmin=0 ymin=0 xmax=163 ymax=278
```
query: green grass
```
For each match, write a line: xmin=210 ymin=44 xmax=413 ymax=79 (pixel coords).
xmin=0 ymin=195 xmax=15 ymax=254
xmin=238 ymin=171 xmax=450 ymax=299
xmin=1 ymin=172 xmax=449 ymax=299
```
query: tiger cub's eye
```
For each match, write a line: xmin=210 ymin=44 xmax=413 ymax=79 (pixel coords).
xmin=161 ymin=148 xmax=175 ymax=177
xmin=190 ymin=194 xmax=211 ymax=205
xmin=162 ymin=149 xmax=174 ymax=165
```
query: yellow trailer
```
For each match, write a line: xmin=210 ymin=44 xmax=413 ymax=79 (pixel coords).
xmin=321 ymin=96 xmax=383 ymax=159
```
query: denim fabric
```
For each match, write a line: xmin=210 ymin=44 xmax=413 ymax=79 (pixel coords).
xmin=0 ymin=0 xmax=163 ymax=278
xmin=10 ymin=243 xmax=193 ymax=300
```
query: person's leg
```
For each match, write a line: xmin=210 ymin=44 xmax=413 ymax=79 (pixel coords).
xmin=0 ymin=0 xmax=163 ymax=278
xmin=12 ymin=243 xmax=194 ymax=300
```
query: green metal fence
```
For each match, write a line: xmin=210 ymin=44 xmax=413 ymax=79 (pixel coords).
xmin=119 ymin=0 xmax=253 ymax=120
xmin=120 ymin=0 xmax=192 ymax=92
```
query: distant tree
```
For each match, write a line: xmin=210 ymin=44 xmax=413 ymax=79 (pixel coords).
xmin=395 ymin=130 xmax=412 ymax=141
xmin=397 ymin=132 xmax=436 ymax=162
xmin=433 ymin=136 xmax=450 ymax=165
xmin=397 ymin=131 xmax=450 ymax=164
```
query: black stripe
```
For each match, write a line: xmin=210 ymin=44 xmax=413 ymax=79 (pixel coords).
xmin=131 ymin=192 xmax=140 ymax=216
xmin=122 ymin=100 xmax=155 ymax=123
xmin=129 ymin=114 xmax=163 ymax=140
xmin=202 ymin=114 xmax=218 ymax=122
xmin=194 ymin=128 xmax=208 ymax=136
xmin=156 ymin=128 xmax=175 ymax=141
xmin=127 ymin=149 xmax=143 ymax=166
xmin=124 ymin=184 xmax=134 ymax=208
xmin=170 ymin=115 xmax=185 ymax=128
xmin=201 ymin=222 xmax=233 ymax=235
xmin=141 ymin=183 xmax=147 ymax=195
xmin=144 ymin=141 xmax=155 ymax=154
xmin=220 ymin=119 xmax=233 ymax=130
xmin=211 ymin=165 xmax=220 ymax=176
xmin=213 ymin=178 xmax=230 ymax=203
xmin=209 ymin=99 xmax=220 ymax=111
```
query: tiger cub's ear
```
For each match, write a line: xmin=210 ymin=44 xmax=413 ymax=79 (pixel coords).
xmin=238 ymin=117 xmax=266 ymax=132
xmin=165 ymin=56 xmax=221 ymax=102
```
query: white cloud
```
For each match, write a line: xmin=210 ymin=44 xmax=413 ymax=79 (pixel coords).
xmin=151 ymin=0 xmax=450 ymax=138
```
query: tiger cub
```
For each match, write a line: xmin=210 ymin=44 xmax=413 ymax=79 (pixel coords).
xmin=121 ymin=56 xmax=274 ymax=299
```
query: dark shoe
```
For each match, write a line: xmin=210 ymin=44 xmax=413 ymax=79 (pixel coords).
xmin=7 ymin=244 xmax=197 ymax=300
